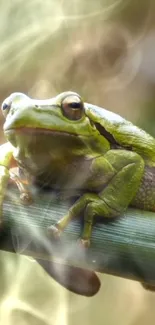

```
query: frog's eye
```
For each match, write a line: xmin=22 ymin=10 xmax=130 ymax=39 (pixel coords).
xmin=61 ymin=95 xmax=84 ymax=120
xmin=1 ymin=100 xmax=11 ymax=118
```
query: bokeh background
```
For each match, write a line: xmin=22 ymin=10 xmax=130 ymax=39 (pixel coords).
xmin=1 ymin=0 xmax=155 ymax=324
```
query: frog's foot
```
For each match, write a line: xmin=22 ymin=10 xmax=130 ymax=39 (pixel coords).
xmin=10 ymin=168 xmax=33 ymax=206
xmin=79 ymin=238 xmax=90 ymax=248
xmin=20 ymin=192 xmax=33 ymax=205
xmin=47 ymin=225 xmax=62 ymax=239
xmin=47 ymin=213 xmax=73 ymax=240
xmin=47 ymin=222 xmax=91 ymax=248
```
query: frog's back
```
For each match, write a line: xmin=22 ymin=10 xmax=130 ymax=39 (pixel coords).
xmin=85 ymin=103 xmax=155 ymax=164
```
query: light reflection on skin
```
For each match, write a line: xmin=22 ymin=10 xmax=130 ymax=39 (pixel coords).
xmin=0 ymin=0 xmax=154 ymax=323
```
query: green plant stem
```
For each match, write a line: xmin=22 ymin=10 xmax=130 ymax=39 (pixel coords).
xmin=1 ymin=186 xmax=155 ymax=287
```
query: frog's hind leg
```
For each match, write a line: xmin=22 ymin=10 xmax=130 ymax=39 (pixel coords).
xmin=80 ymin=150 xmax=144 ymax=246
xmin=48 ymin=150 xmax=144 ymax=246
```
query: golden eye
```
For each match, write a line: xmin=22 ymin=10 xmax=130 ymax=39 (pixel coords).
xmin=61 ymin=95 xmax=84 ymax=120
xmin=1 ymin=100 xmax=11 ymax=118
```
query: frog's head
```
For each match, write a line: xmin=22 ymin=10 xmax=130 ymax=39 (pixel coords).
xmin=2 ymin=91 xmax=96 ymax=142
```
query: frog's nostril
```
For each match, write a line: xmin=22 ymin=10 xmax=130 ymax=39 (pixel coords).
xmin=1 ymin=101 xmax=11 ymax=118
xmin=2 ymin=103 xmax=9 ymax=110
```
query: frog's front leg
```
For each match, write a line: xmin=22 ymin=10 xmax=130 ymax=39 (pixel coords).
xmin=0 ymin=143 xmax=15 ymax=226
xmin=10 ymin=168 xmax=33 ymax=205
xmin=48 ymin=150 xmax=144 ymax=246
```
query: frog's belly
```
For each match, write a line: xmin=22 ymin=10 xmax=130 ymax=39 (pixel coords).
xmin=31 ymin=161 xmax=99 ymax=191
xmin=19 ymin=155 xmax=110 ymax=192
xmin=32 ymin=159 xmax=92 ymax=190
xmin=31 ymin=163 xmax=155 ymax=210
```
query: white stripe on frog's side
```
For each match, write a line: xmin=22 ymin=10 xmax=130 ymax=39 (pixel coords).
xmin=85 ymin=103 xmax=155 ymax=162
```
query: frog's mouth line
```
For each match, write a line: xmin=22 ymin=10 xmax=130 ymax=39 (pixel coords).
xmin=5 ymin=127 xmax=81 ymax=137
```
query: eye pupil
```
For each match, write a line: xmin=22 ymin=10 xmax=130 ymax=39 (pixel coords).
xmin=69 ymin=102 xmax=81 ymax=109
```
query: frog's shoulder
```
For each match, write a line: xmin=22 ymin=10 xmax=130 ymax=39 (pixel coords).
xmin=85 ymin=103 xmax=155 ymax=161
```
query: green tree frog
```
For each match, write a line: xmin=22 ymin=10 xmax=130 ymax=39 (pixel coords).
xmin=1 ymin=91 xmax=155 ymax=249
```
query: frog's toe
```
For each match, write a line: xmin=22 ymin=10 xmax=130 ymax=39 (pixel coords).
xmin=47 ymin=225 xmax=61 ymax=239
xmin=20 ymin=192 xmax=33 ymax=205
xmin=79 ymin=238 xmax=90 ymax=248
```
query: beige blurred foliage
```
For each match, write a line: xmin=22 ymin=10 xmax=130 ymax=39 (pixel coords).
xmin=0 ymin=251 xmax=153 ymax=325
xmin=1 ymin=0 xmax=155 ymax=324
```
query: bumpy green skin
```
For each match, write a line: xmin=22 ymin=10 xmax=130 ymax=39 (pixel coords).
xmin=1 ymin=91 xmax=155 ymax=246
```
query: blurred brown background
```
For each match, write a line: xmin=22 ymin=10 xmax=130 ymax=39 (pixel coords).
xmin=1 ymin=0 xmax=155 ymax=324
